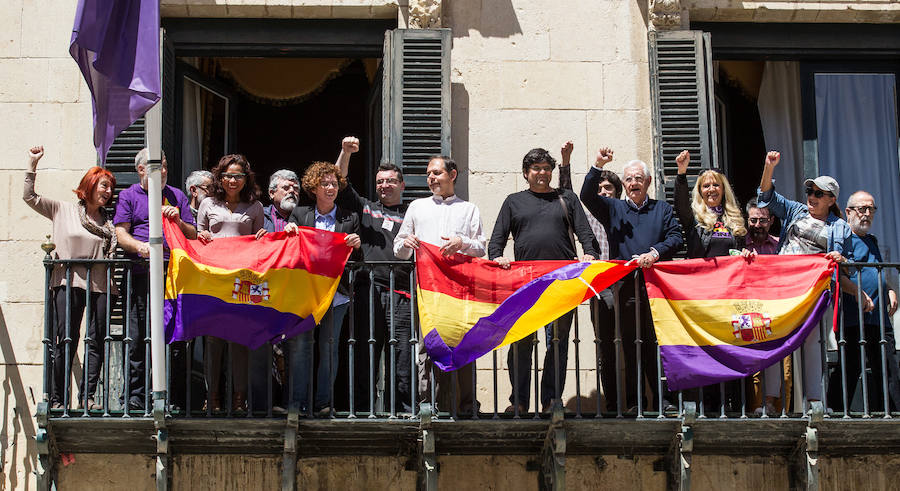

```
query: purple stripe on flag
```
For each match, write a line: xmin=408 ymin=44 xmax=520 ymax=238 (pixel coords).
xmin=432 ymin=262 xmax=592 ymax=371
xmin=659 ymin=291 xmax=832 ymax=391
xmin=165 ymin=294 xmax=316 ymax=350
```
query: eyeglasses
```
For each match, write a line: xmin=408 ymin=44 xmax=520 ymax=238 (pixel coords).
xmin=805 ymin=187 xmax=833 ymax=198
xmin=748 ymin=217 xmax=770 ymax=225
xmin=848 ymin=205 xmax=877 ymax=214
xmin=196 ymin=184 xmax=210 ymax=192
xmin=222 ymin=173 xmax=246 ymax=181
xmin=528 ymin=165 xmax=553 ymax=173
xmin=376 ymin=178 xmax=401 ymax=185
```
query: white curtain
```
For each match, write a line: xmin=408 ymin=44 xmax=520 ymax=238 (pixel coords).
xmin=758 ymin=61 xmax=805 ymax=199
xmin=181 ymin=80 xmax=203 ymax=175
xmin=814 ymin=73 xmax=900 ymax=338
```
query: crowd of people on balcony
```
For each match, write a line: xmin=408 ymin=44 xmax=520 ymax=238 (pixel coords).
xmin=23 ymin=136 xmax=900 ymax=417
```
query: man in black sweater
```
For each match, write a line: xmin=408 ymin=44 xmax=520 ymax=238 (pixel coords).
xmin=580 ymin=147 xmax=683 ymax=414
xmin=489 ymin=148 xmax=599 ymax=414
xmin=336 ymin=137 xmax=413 ymax=414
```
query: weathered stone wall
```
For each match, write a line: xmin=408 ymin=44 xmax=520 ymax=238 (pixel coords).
xmin=52 ymin=453 xmax=900 ymax=490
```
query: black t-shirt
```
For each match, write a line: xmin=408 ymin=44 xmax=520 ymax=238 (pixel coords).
xmin=488 ymin=189 xmax=598 ymax=261
xmin=337 ymin=185 xmax=411 ymax=290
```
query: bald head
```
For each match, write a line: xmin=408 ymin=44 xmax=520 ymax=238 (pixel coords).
xmin=845 ymin=190 xmax=876 ymax=236
xmin=846 ymin=191 xmax=873 ymax=208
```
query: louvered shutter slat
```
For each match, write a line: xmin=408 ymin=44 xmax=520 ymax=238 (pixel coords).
xmin=385 ymin=29 xmax=451 ymax=202
xmin=650 ymin=30 xmax=718 ymax=205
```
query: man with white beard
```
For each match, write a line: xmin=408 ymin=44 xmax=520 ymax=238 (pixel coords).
xmin=834 ymin=191 xmax=900 ymax=412
xmin=263 ymin=169 xmax=301 ymax=233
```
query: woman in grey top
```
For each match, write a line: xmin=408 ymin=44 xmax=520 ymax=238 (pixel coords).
xmin=196 ymin=154 xmax=265 ymax=412
xmin=24 ymin=146 xmax=119 ymax=411
xmin=757 ymin=150 xmax=851 ymax=415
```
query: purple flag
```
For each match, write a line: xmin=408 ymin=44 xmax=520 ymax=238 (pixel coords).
xmin=70 ymin=0 xmax=161 ymax=164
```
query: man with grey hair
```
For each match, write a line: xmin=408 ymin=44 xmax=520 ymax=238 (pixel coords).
xmin=263 ymin=169 xmax=300 ymax=233
xmin=833 ymin=190 xmax=900 ymax=412
xmin=184 ymin=170 xmax=213 ymax=220
xmin=114 ymin=148 xmax=196 ymax=411
xmin=580 ymin=147 xmax=682 ymax=413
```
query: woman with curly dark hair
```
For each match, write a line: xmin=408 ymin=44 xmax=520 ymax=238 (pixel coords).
xmin=284 ymin=161 xmax=361 ymax=417
xmin=196 ymin=154 xmax=265 ymax=412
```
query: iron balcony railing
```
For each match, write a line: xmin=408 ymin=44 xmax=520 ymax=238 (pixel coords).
xmin=40 ymin=254 xmax=900 ymax=421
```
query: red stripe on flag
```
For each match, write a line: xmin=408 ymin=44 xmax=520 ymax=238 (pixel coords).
xmin=163 ymin=218 xmax=351 ymax=278
xmin=415 ymin=242 xmax=573 ymax=303
xmin=643 ymin=254 xmax=833 ymax=301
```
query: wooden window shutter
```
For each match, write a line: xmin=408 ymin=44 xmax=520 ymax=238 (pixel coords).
xmin=649 ymin=30 xmax=718 ymax=203
xmin=383 ymin=29 xmax=451 ymax=202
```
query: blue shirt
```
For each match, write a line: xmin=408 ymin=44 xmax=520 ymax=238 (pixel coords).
xmin=843 ymin=233 xmax=893 ymax=328
xmin=314 ymin=206 xmax=347 ymax=305
xmin=314 ymin=206 xmax=337 ymax=232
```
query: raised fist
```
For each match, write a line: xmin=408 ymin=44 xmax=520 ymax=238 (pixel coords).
xmin=675 ymin=150 xmax=690 ymax=175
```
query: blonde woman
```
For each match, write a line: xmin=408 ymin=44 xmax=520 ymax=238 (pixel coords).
xmin=674 ymin=150 xmax=747 ymax=258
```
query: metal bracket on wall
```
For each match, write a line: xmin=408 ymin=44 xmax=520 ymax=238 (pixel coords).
xmin=418 ymin=403 xmax=438 ymax=491
xmin=152 ymin=395 xmax=169 ymax=491
xmin=667 ymin=401 xmax=695 ymax=491
xmin=282 ymin=407 xmax=299 ymax=491
xmin=790 ymin=401 xmax=823 ymax=491
xmin=539 ymin=404 xmax=566 ymax=491
xmin=34 ymin=402 xmax=56 ymax=491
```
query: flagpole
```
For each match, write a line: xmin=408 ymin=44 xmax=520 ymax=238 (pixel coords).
xmin=145 ymin=14 xmax=166 ymax=408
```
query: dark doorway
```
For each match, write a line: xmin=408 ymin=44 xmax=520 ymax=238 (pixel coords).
xmin=178 ymin=57 xmax=378 ymax=207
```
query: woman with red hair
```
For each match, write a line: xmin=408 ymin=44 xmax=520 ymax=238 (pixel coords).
xmin=23 ymin=146 xmax=119 ymax=411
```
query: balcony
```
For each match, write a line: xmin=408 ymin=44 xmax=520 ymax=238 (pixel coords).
xmin=33 ymin=255 xmax=900 ymax=490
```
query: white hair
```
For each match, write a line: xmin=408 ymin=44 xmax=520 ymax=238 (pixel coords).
xmin=268 ymin=169 xmax=299 ymax=191
xmin=623 ymin=159 xmax=650 ymax=179
xmin=134 ymin=147 xmax=167 ymax=170
xmin=185 ymin=170 xmax=213 ymax=192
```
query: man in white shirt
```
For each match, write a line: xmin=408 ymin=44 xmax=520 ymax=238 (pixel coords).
xmin=393 ymin=155 xmax=486 ymax=415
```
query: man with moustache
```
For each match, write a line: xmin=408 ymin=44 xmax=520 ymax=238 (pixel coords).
xmin=263 ymin=169 xmax=301 ymax=233
xmin=489 ymin=147 xmax=598 ymax=414
xmin=580 ymin=148 xmax=683 ymax=413
xmin=185 ymin=170 xmax=213 ymax=221
xmin=334 ymin=137 xmax=415 ymax=414
xmin=744 ymin=198 xmax=779 ymax=255
xmin=744 ymin=198 xmax=791 ymax=413
xmin=837 ymin=191 xmax=900 ymax=412
xmin=394 ymin=155 xmax=486 ymax=415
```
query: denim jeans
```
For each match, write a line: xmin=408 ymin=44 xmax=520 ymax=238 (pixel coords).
xmin=287 ymin=303 xmax=349 ymax=411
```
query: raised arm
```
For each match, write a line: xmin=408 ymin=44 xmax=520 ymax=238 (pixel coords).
xmin=558 ymin=141 xmax=574 ymax=191
xmin=23 ymin=146 xmax=59 ymax=219
xmin=759 ymin=151 xmax=779 ymax=194
xmin=335 ymin=136 xmax=359 ymax=178
xmin=580 ymin=147 xmax=615 ymax=226
xmin=673 ymin=150 xmax=696 ymax=231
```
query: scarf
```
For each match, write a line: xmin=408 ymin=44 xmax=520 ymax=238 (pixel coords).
xmin=79 ymin=201 xmax=118 ymax=258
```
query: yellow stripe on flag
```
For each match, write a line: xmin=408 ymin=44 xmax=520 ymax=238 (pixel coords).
xmin=166 ymin=249 xmax=339 ymax=323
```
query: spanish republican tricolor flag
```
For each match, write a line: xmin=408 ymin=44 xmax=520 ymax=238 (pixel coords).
xmin=416 ymin=242 xmax=636 ymax=371
xmin=643 ymin=255 xmax=835 ymax=391
xmin=162 ymin=218 xmax=352 ymax=349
